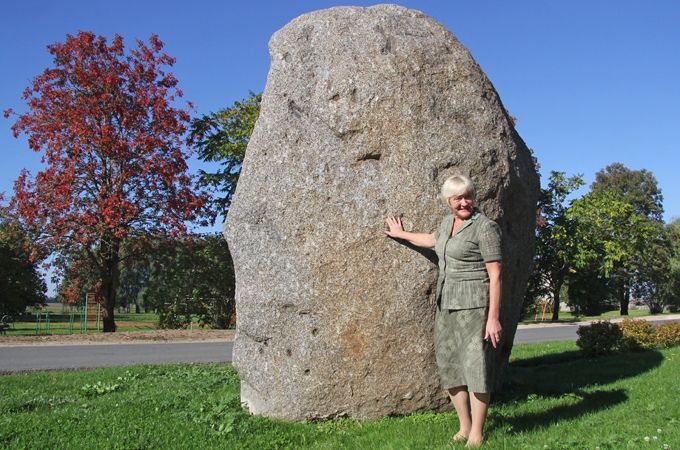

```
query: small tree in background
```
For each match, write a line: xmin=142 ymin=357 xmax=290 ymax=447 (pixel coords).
xmin=137 ymin=233 xmax=235 ymax=329
xmin=5 ymin=32 xmax=210 ymax=331
xmin=189 ymin=93 xmax=261 ymax=223
xmin=631 ymin=224 xmax=670 ymax=314
xmin=567 ymin=267 xmax=612 ymax=316
xmin=115 ymin=238 xmax=153 ymax=313
xmin=659 ymin=218 xmax=680 ymax=312
xmin=0 ymin=216 xmax=47 ymax=316
xmin=525 ymin=171 xmax=584 ymax=321
xmin=589 ymin=163 xmax=666 ymax=314
xmin=568 ymin=191 xmax=664 ymax=315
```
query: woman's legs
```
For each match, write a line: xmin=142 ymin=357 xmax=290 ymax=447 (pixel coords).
xmin=447 ymin=387 xmax=490 ymax=447
xmin=448 ymin=386 xmax=472 ymax=439
xmin=467 ymin=392 xmax=490 ymax=447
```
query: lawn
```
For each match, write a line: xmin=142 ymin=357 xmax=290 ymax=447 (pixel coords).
xmin=1 ymin=341 xmax=678 ymax=449
xmin=3 ymin=304 xmax=161 ymax=336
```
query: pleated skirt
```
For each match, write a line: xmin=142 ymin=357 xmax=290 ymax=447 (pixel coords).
xmin=434 ymin=306 xmax=495 ymax=393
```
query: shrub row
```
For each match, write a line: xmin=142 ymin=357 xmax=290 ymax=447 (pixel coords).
xmin=576 ymin=319 xmax=680 ymax=356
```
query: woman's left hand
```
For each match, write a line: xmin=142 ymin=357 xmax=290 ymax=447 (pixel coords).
xmin=384 ymin=216 xmax=405 ymax=238
xmin=484 ymin=318 xmax=502 ymax=349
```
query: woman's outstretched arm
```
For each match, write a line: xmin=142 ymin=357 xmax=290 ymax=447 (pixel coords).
xmin=384 ymin=216 xmax=436 ymax=249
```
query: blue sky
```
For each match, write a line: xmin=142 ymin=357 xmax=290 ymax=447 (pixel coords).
xmin=2 ymin=0 xmax=679 ymax=227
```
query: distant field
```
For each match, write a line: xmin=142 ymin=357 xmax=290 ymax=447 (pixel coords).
xmin=2 ymin=304 xmax=159 ymax=336
xmin=3 ymin=303 xmax=673 ymax=336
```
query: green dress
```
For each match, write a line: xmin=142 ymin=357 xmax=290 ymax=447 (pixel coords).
xmin=433 ymin=210 xmax=502 ymax=393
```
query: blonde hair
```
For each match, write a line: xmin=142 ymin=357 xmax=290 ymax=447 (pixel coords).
xmin=440 ymin=174 xmax=475 ymax=205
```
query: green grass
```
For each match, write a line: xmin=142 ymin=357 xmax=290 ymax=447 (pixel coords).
xmin=521 ymin=307 xmax=674 ymax=325
xmin=3 ymin=305 xmax=160 ymax=336
xmin=1 ymin=342 xmax=679 ymax=449
xmin=5 ymin=320 xmax=158 ymax=336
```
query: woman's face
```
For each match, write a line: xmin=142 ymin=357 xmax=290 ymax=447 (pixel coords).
xmin=448 ymin=194 xmax=474 ymax=220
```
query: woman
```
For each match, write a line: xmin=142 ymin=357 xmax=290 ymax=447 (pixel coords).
xmin=384 ymin=174 xmax=502 ymax=448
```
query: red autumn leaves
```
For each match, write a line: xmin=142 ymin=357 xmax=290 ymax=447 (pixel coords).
xmin=7 ymin=31 xmax=209 ymax=250
xmin=5 ymin=32 xmax=211 ymax=330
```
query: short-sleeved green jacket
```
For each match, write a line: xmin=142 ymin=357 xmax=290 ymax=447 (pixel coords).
xmin=434 ymin=210 xmax=502 ymax=309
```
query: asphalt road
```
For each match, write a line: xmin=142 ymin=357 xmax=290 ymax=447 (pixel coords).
xmin=1 ymin=317 xmax=678 ymax=373
xmin=513 ymin=324 xmax=580 ymax=344
xmin=0 ymin=326 xmax=588 ymax=373
xmin=513 ymin=317 xmax=680 ymax=344
xmin=0 ymin=341 xmax=233 ymax=373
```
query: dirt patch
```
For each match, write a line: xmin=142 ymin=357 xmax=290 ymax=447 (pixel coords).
xmin=0 ymin=329 xmax=235 ymax=345
xmin=116 ymin=321 xmax=156 ymax=327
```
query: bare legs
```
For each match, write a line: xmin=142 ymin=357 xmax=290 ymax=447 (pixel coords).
xmin=468 ymin=392 xmax=490 ymax=447
xmin=448 ymin=386 xmax=490 ymax=447
xmin=448 ymin=387 xmax=471 ymax=440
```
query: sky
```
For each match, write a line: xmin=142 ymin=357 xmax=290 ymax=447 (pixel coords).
xmin=2 ymin=0 xmax=679 ymax=229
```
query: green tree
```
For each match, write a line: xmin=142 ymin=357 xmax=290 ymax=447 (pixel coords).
xmin=130 ymin=233 xmax=235 ymax=328
xmin=589 ymin=163 xmax=667 ymax=314
xmin=525 ymin=171 xmax=584 ymax=321
xmin=658 ymin=218 xmax=680 ymax=312
xmin=591 ymin=162 xmax=664 ymax=222
xmin=567 ymin=268 xmax=612 ymax=316
xmin=0 ymin=220 xmax=47 ymax=316
xmin=115 ymin=238 xmax=154 ymax=313
xmin=189 ymin=93 xmax=261 ymax=222
xmin=567 ymin=191 xmax=663 ymax=315
xmin=631 ymin=226 xmax=670 ymax=313
xmin=190 ymin=234 xmax=236 ymax=328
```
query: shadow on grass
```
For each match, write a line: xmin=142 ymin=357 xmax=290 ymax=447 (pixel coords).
xmin=504 ymin=348 xmax=664 ymax=398
xmin=509 ymin=349 xmax=584 ymax=368
xmin=495 ymin=388 xmax=628 ymax=434
xmin=490 ymin=349 xmax=664 ymax=434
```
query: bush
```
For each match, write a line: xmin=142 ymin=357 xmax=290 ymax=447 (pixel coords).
xmin=577 ymin=319 xmax=680 ymax=355
xmin=576 ymin=321 xmax=622 ymax=356
xmin=158 ymin=303 xmax=191 ymax=329
xmin=618 ymin=319 xmax=655 ymax=351
xmin=652 ymin=322 xmax=680 ymax=348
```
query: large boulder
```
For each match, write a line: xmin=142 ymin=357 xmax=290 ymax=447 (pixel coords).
xmin=224 ymin=4 xmax=539 ymax=420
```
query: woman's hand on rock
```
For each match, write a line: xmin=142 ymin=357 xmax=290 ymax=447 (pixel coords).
xmin=384 ymin=216 xmax=404 ymax=238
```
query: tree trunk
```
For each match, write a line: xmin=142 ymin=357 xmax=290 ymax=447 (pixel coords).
xmin=619 ymin=284 xmax=630 ymax=315
xmin=102 ymin=300 xmax=116 ymax=332
xmin=551 ymin=278 xmax=563 ymax=322
xmin=100 ymin=237 xmax=121 ymax=333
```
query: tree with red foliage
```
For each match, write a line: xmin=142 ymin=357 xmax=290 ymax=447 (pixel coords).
xmin=4 ymin=32 xmax=210 ymax=331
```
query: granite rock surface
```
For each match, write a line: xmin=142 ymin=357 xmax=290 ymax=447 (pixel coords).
xmin=224 ymin=4 xmax=539 ymax=420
